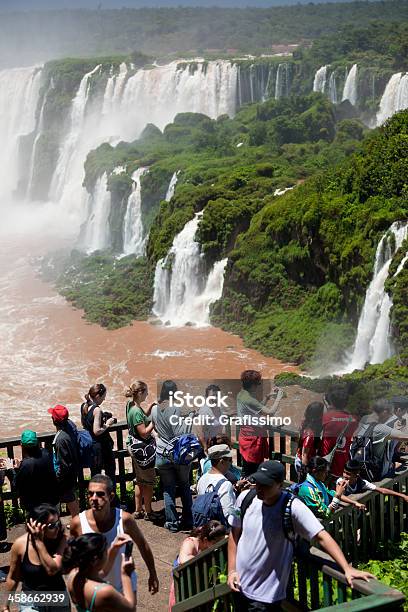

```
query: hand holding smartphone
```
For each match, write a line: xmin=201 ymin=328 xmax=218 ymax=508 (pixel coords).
xmin=125 ymin=541 xmax=133 ymax=560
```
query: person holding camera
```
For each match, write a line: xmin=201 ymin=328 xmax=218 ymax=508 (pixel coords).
xmin=64 ymin=533 xmax=136 ymax=612
xmin=81 ymin=384 xmax=117 ymax=485
xmin=125 ymin=381 xmax=158 ymax=521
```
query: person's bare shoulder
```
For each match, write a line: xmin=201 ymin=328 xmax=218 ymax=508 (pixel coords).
xmin=13 ymin=533 xmax=28 ymax=553
xmin=69 ymin=514 xmax=82 ymax=536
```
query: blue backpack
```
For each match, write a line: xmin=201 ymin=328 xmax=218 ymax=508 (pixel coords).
xmin=67 ymin=420 xmax=93 ymax=468
xmin=192 ymin=478 xmax=229 ymax=528
xmin=167 ymin=433 xmax=204 ymax=465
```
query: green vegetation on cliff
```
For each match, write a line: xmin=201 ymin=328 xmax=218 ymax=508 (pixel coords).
xmin=43 ymin=252 xmax=153 ymax=329
xmin=53 ymin=82 xmax=407 ymax=373
xmin=214 ymin=110 xmax=408 ymax=366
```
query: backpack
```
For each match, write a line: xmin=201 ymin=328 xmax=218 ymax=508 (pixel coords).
xmin=165 ymin=433 xmax=204 ymax=465
xmin=240 ymin=489 xmax=305 ymax=549
xmin=67 ymin=419 xmax=93 ymax=469
xmin=192 ymin=478 xmax=229 ymax=528
xmin=287 ymin=480 xmax=314 ymax=496
xmin=349 ymin=422 xmax=381 ymax=481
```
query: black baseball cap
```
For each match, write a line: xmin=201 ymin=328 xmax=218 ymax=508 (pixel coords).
xmin=251 ymin=460 xmax=285 ymax=485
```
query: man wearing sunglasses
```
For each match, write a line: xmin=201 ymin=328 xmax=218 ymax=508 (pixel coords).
xmin=69 ymin=474 xmax=159 ymax=605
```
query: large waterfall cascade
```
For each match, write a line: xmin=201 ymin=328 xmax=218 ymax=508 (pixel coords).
xmin=342 ymin=64 xmax=358 ymax=106
xmin=4 ymin=59 xmax=240 ymax=231
xmin=153 ymin=213 xmax=228 ymax=327
xmin=343 ymin=221 xmax=408 ymax=372
xmin=376 ymin=72 xmax=408 ymax=125
xmin=82 ymin=172 xmax=112 ymax=254
xmin=49 ymin=64 xmax=102 ymax=204
xmin=122 ymin=167 xmax=148 ymax=256
xmin=0 ymin=65 xmax=42 ymax=200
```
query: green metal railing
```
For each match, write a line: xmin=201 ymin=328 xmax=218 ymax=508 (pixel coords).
xmin=172 ymin=538 xmax=406 ymax=611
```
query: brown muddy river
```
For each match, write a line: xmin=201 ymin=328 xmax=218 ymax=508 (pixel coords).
xmin=0 ymin=219 xmax=298 ymax=439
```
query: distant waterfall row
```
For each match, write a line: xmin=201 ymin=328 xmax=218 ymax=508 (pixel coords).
xmin=313 ymin=64 xmax=408 ymax=125
xmin=313 ymin=64 xmax=359 ymax=106
xmin=341 ymin=221 xmax=408 ymax=373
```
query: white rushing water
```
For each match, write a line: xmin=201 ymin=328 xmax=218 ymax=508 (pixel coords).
xmin=34 ymin=59 xmax=238 ymax=238
xmin=82 ymin=172 xmax=112 ymax=253
xmin=328 ymin=71 xmax=338 ymax=104
xmin=0 ymin=66 xmax=42 ymax=201
xmin=165 ymin=171 xmax=180 ymax=202
xmin=376 ymin=72 xmax=408 ymax=125
xmin=313 ymin=66 xmax=327 ymax=94
xmin=342 ymin=64 xmax=358 ymax=106
xmin=343 ymin=221 xmax=408 ymax=372
xmin=49 ymin=65 xmax=101 ymax=205
xmin=153 ymin=214 xmax=228 ymax=326
xmin=275 ymin=63 xmax=290 ymax=99
xmin=122 ymin=167 xmax=148 ymax=256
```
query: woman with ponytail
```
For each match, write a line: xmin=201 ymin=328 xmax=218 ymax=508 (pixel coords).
xmin=64 ymin=533 xmax=136 ymax=612
xmin=81 ymin=384 xmax=116 ymax=484
xmin=3 ymin=504 xmax=69 ymax=612
xmin=168 ymin=521 xmax=227 ymax=610
xmin=125 ymin=382 xmax=158 ymax=521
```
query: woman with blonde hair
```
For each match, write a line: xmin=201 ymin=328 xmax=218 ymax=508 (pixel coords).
xmin=125 ymin=381 xmax=158 ymax=520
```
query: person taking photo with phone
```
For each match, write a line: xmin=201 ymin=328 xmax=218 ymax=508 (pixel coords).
xmin=64 ymin=533 xmax=136 ymax=611
xmin=69 ymin=474 xmax=159 ymax=602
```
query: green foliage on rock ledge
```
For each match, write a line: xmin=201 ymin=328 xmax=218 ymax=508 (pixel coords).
xmin=50 ymin=251 xmax=154 ymax=329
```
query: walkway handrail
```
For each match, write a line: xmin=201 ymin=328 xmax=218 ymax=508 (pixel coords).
xmin=1 ymin=423 xmax=407 ymax=566
xmin=172 ymin=538 xmax=406 ymax=611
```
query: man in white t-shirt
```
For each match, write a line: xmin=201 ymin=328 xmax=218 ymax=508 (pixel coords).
xmin=228 ymin=461 xmax=374 ymax=611
xmin=197 ymin=444 xmax=237 ymax=524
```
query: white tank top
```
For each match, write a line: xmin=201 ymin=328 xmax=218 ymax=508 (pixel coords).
xmin=79 ymin=508 xmax=137 ymax=593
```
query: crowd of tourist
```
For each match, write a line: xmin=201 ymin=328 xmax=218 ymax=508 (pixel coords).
xmin=0 ymin=373 xmax=407 ymax=611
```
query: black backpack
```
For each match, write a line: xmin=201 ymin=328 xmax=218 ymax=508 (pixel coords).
xmin=349 ymin=422 xmax=382 ymax=481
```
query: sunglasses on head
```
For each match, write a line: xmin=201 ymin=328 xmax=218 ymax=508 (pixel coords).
xmin=46 ymin=519 xmax=61 ymax=530
xmin=98 ymin=384 xmax=107 ymax=396
xmin=87 ymin=490 xmax=107 ymax=498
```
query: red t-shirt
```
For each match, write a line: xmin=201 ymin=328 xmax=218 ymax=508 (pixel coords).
xmin=320 ymin=411 xmax=358 ymax=477
xmin=296 ymin=428 xmax=317 ymax=460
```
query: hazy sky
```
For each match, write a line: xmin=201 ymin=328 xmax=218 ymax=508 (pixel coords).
xmin=0 ymin=0 xmax=332 ymax=9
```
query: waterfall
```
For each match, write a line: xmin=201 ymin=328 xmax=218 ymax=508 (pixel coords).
xmin=328 ymin=72 xmax=338 ymax=104
xmin=82 ymin=172 xmax=112 ymax=253
xmin=0 ymin=66 xmax=42 ymax=200
xmin=342 ymin=64 xmax=358 ymax=106
xmin=344 ymin=221 xmax=408 ymax=371
xmin=49 ymin=64 xmax=101 ymax=204
xmin=165 ymin=171 xmax=179 ymax=202
xmin=376 ymin=72 xmax=408 ymax=126
xmin=313 ymin=66 xmax=327 ymax=93
xmin=122 ymin=167 xmax=148 ymax=256
xmin=17 ymin=58 xmax=238 ymax=236
xmin=275 ymin=63 xmax=290 ymax=100
xmin=152 ymin=213 xmax=227 ymax=326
